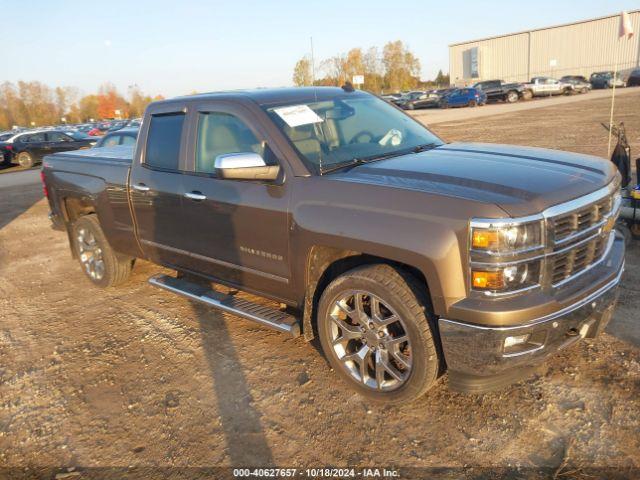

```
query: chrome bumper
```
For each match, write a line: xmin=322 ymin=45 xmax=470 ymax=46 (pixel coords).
xmin=439 ymin=238 xmax=624 ymax=393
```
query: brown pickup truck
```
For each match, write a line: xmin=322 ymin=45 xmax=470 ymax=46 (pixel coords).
xmin=41 ymin=87 xmax=625 ymax=402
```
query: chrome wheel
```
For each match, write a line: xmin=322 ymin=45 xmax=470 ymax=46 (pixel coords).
xmin=328 ymin=290 xmax=412 ymax=391
xmin=77 ymin=227 xmax=105 ymax=281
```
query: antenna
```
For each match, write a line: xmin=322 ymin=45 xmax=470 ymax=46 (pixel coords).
xmin=310 ymin=36 xmax=316 ymax=86
xmin=310 ymin=36 xmax=323 ymax=174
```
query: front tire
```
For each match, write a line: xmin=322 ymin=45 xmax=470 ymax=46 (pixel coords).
xmin=72 ymin=215 xmax=134 ymax=288
xmin=317 ymin=264 xmax=440 ymax=403
xmin=522 ymin=89 xmax=533 ymax=101
xmin=468 ymin=100 xmax=477 ymax=108
xmin=17 ymin=152 xmax=34 ymax=168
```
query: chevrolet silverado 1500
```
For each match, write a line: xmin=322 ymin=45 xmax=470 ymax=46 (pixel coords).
xmin=41 ymin=87 xmax=624 ymax=402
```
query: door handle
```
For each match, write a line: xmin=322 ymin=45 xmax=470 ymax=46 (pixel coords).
xmin=184 ymin=191 xmax=206 ymax=201
xmin=132 ymin=183 xmax=150 ymax=192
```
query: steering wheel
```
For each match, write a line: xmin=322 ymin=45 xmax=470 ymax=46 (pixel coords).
xmin=350 ymin=130 xmax=375 ymax=144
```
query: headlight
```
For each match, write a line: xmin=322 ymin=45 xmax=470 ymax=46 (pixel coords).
xmin=469 ymin=217 xmax=545 ymax=295
xmin=471 ymin=220 xmax=543 ymax=254
xmin=471 ymin=260 xmax=541 ymax=293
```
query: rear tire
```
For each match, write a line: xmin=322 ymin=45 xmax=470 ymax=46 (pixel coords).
xmin=506 ymin=90 xmax=518 ymax=103
xmin=17 ymin=152 xmax=34 ymax=168
xmin=317 ymin=264 xmax=440 ymax=403
xmin=72 ymin=215 xmax=134 ymax=288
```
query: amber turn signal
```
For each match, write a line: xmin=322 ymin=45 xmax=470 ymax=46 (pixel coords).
xmin=472 ymin=270 xmax=504 ymax=289
xmin=471 ymin=229 xmax=499 ymax=249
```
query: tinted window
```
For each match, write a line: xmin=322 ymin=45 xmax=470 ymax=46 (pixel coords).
xmin=195 ymin=112 xmax=264 ymax=174
xmin=25 ymin=133 xmax=45 ymax=143
xmin=145 ymin=113 xmax=185 ymax=170
xmin=47 ymin=132 xmax=72 ymax=142
xmin=121 ymin=135 xmax=137 ymax=146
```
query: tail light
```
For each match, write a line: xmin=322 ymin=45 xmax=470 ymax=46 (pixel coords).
xmin=4 ymin=145 xmax=12 ymax=151
xmin=40 ymin=171 xmax=48 ymax=198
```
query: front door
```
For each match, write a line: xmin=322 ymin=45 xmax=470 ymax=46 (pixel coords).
xmin=176 ymin=104 xmax=291 ymax=299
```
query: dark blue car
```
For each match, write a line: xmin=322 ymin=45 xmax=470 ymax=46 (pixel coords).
xmin=439 ymin=87 xmax=487 ymax=108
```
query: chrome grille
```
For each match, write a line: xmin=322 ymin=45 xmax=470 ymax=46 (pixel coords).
xmin=550 ymin=195 xmax=613 ymax=243
xmin=548 ymin=190 xmax=617 ymax=287
xmin=550 ymin=236 xmax=608 ymax=285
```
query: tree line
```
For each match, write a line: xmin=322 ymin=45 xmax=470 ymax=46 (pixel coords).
xmin=0 ymin=81 xmax=164 ymax=130
xmin=293 ymin=40 xmax=449 ymax=93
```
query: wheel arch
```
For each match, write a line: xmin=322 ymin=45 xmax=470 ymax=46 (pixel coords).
xmin=61 ymin=196 xmax=97 ymax=258
xmin=300 ymin=245 xmax=433 ymax=342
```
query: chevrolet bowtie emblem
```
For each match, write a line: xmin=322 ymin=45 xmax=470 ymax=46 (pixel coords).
xmin=602 ymin=215 xmax=616 ymax=234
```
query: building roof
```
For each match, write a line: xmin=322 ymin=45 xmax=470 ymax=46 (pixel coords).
xmin=449 ymin=9 xmax=640 ymax=47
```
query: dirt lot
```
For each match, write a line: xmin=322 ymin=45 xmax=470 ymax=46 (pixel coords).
xmin=1 ymin=92 xmax=640 ymax=479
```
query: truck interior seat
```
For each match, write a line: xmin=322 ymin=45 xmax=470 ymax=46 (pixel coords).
xmin=288 ymin=125 xmax=322 ymax=164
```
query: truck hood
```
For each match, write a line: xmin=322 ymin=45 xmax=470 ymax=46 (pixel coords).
xmin=333 ymin=142 xmax=617 ymax=217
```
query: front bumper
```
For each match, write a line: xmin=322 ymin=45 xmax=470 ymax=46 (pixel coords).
xmin=439 ymin=235 xmax=625 ymax=393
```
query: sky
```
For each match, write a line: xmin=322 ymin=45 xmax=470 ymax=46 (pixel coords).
xmin=0 ymin=0 xmax=638 ymax=98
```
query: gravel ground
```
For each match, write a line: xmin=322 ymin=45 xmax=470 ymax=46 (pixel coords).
xmin=1 ymin=91 xmax=639 ymax=480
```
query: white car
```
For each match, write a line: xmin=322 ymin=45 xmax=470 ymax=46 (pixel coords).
xmin=522 ymin=77 xmax=573 ymax=97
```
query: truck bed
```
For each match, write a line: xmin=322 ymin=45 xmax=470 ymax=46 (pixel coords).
xmin=43 ymin=145 xmax=139 ymax=258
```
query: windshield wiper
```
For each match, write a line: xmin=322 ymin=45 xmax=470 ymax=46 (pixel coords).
xmin=321 ymin=143 xmax=440 ymax=175
xmin=412 ymin=142 xmax=440 ymax=153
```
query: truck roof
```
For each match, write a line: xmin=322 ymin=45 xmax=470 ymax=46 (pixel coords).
xmin=175 ymin=87 xmax=369 ymax=107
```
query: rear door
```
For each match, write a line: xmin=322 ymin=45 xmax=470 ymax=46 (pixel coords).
xmin=130 ymin=105 xmax=191 ymax=269
xmin=22 ymin=132 xmax=47 ymax=160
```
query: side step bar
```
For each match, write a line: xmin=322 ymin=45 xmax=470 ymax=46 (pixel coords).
xmin=148 ymin=274 xmax=300 ymax=338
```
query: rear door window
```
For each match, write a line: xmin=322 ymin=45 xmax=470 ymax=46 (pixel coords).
xmin=145 ymin=113 xmax=185 ymax=170
xmin=46 ymin=132 xmax=72 ymax=142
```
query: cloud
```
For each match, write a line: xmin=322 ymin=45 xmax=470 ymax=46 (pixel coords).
xmin=104 ymin=40 xmax=112 ymax=48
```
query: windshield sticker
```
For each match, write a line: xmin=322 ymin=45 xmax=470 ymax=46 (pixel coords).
xmin=273 ymin=105 xmax=324 ymax=128
xmin=378 ymin=128 xmax=403 ymax=146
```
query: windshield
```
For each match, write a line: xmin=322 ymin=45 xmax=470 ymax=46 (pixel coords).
xmin=265 ymin=94 xmax=443 ymax=174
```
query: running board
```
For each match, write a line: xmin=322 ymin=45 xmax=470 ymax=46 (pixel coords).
xmin=148 ymin=274 xmax=300 ymax=337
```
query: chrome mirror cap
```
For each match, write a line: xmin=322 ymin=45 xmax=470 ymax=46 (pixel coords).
xmin=214 ymin=152 xmax=280 ymax=181
xmin=214 ymin=152 xmax=266 ymax=169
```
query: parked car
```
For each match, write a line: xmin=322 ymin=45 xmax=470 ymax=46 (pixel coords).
xmin=522 ymin=77 xmax=573 ymax=97
xmin=106 ymin=120 xmax=131 ymax=132
xmin=472 ymin=80 xmax=531 ymax=103
xmin=626 ymin=68 xmax=640 ymax=87
xmin=94 ymin=127 xmax=139 ymax=148
xmin=390 ymin=91 xmax=424 ymax=107
xmin=0 ymin=129 xmax=96 ymax=168
xmin=42 ymin=87 xmax=623 ymax=402
xmin=559 ymin=76 xmax=592 ymax=94
xmin=397 ymin=91 xmax=443 ymax=110
xmin=381 ymin=93 xmax=403 ymax=102
xmin=438 ymin=87 xmax=487 ymax=108
xmin=590 ymin=71 xmax=626 ymax=89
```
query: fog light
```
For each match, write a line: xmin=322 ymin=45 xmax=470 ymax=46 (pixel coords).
xmin=504 ymin=334 xmax=530 ymax=349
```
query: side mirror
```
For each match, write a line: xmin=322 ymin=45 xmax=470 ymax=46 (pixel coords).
xmin=214 ymin=152 xmax=280 ymax=181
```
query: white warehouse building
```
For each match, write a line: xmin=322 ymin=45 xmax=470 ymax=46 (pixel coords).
xmin=449 ymin=10 xmax=640 ymax=85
